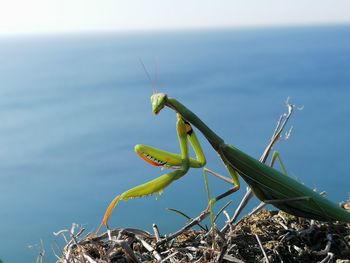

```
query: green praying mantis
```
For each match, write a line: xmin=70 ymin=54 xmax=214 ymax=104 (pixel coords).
xmin=97 ymin=93 xmax=350 ymax=233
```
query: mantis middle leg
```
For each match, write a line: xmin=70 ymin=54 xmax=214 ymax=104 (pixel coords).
xmin=204 ymin=150 xmax=288 ymax=225
xmin=203 ymin=153 xmax=241 ymax=227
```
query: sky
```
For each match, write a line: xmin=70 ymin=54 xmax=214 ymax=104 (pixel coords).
xmin=0 ymin=0 xmax=350 ymax=35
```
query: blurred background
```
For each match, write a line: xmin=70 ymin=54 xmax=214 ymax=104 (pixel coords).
xmin=0 ymin=1 xmax=350 ymax=262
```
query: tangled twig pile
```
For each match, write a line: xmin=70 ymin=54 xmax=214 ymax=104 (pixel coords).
xmin=56 ymin=206 xmax=350 ymax=263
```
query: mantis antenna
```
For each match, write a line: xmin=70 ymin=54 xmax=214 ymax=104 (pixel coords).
xmin=139 ymin=58 xmax=158 ymax=94
xmin=154 ymin=57 xmax=159 ymax=92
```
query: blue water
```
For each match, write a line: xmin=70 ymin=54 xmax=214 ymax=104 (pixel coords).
xmin=0 ymin=25 xmax=350 ymax=262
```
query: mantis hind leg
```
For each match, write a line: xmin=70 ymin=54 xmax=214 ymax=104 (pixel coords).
xmin=269 ymin=151 xmax=288 ymax=176
xmin=241 ymin=151 xmax=290 ymax=217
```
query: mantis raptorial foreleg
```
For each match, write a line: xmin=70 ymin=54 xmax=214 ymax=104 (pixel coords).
xmin=97 ymin=114 xmax=206 ymax=233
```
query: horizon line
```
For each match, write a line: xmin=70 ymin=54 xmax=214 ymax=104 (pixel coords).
xmin=1 ymin=21 xmax=350 ymax=38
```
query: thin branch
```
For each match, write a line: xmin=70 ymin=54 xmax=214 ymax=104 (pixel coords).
xmin=153 ymin=224 xmax=161 ymax=242
xmin=136 ymin=235 xmax=162 ymax=261
xmin=221 ymin=101 xmax=296 ymax=234
xmin=166 ymin=208 xmax=208 ymax=231
xmin=157 ymin=209 xmax=211 ymax=246
xmin=255 ymin=234 xmax=270 ymax=263
xmin=115 ymin=239 xmax=142 ymax=263
xmin=213 ymin=201 xmax=233 ymax=223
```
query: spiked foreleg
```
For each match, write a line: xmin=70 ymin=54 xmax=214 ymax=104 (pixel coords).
xmin=97 ymin=114 xmax=193 ymax=233
xmin=135 ymin=120 xmax=206 ymax=169
xmin=135 ymin=144 xmax=205 ymax=168
xmin=97 ymin=168 xmax=188 ymax=232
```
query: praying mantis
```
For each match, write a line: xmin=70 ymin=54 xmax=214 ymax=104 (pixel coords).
xmin=97 ymin=93 xmax=350 ymax=233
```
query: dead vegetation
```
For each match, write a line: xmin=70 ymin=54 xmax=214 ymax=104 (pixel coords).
xmin=55 ymin=206 xmax=350 ymax=263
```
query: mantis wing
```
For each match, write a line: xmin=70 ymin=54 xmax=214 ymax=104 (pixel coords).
xmin=221 ymin=144 xmax=350 ymax=222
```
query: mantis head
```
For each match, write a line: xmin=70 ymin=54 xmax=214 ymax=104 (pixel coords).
xmin=151 ymin=93 xmax=168 ymax=115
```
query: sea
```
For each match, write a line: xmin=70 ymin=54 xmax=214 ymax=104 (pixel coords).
xmin=0 ymin=25 xmax=350 ymax=262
